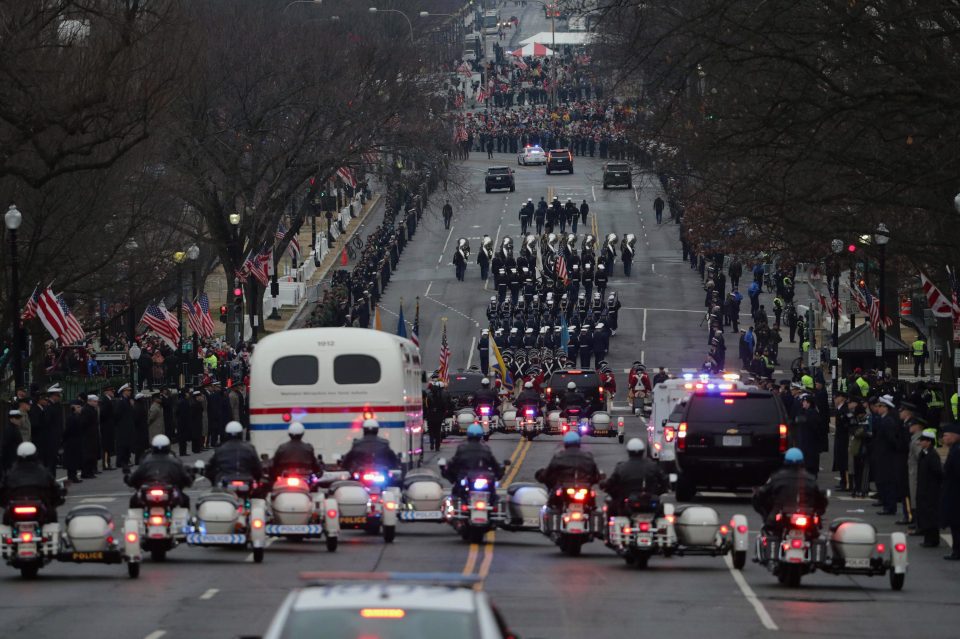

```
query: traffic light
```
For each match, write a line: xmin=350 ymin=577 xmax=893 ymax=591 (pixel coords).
xmin=847 ymin=244 xmax=856 ymax=253
xmin=233 ymin=287 xmax=243 ymax=298
xmin=219 ymin=305 xmax=228 ymax=323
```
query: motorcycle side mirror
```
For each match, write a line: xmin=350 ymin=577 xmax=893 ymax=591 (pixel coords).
xmin=668 ymin=473 xmax=678 ymax=484
xmin=437 ymin=457 xmax=448 ymax=468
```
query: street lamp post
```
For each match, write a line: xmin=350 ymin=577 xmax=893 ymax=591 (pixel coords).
xmin=187 ymin=244 xmax=200 ymax=357
xmin=229 ymin=213 xmax=242 ymax=346
xmin=830 ymin=239 xmax=843 ymax=395
xmin=5 ymin=205 xmax=24 ymax=390
xmin=173 ymin=250 xmax=186 ymax=386
xmin=874 ymin=223 xmax=890 ymax=371
xmin=125 ymin=237 xmax=139 ymax=387
xmin=369 ymin=7 xmax=414 ymax=43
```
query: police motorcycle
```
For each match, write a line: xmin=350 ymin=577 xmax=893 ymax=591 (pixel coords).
xmin=1 ymin=443 xmax=142 ymax=579
xmin=753 ymin=449 xmax=907 ymax=589
xmin=515 ymin=381 xmax=544 ymax=440
xmin=439 ymin=427 xmax=545 ymax=542
xmin=261 ymin=424 xmax=340 ymax=552
xmin=185 ymin=423 xmax=268 ymax=562
xmin=535 ymin=434 xmax=604 ymax=556
xmin=603 ymin=441 xmax=749 ymax=569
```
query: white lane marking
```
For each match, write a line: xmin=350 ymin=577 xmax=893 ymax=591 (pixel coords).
xmin=634 ymin=187 xmax=639 ymax=201
xmin=244 ymin=537 xmax=277 ymax=562
xmin=642 ymin=308 xmax=647 ymax=342
xmin=724 ymin=553 xmax=779 ymax=631
xmin=80 ymin=497 xmax=115 ymax=503
xmin=651 ymin=263 xmax=655 ymax=272
xmin=438 ymin=224 xmax=455 ymax=266
xmin=425 ymin=281 xmax=433 ymax=297
xmin=591 ymin=185 xmax=596 ymax=202
xmin=640 ymin=350 xmax=645 ymax=365
xmin=199 ymin=588 xmax=219 ymax=600
xmin=144 ymin=632 xmax=167 ymax=639
xmin=466 ymin=336 xmax=477 ymax=369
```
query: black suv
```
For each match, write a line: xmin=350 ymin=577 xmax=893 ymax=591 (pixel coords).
xmin=602 ymin=162 xmax=632 ymax=189
xmin=485 ymin=167 xmax=515 ymax=193
xmin=546 ymin=149 xmax=573 ymax=174
xmin=544 ymin=369 xmax=605 ymax=414
xmin=444 ymin=370 xmax=487 ymax=409
xmin=674 ymin=389 xmax=789 ymax=501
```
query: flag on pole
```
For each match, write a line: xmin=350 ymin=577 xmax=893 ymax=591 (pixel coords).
xmin=438 ymin=320 xmax=450 ymax=384
xmin=20 ymin=285 xmax=39 ymax=322
xmin=488 ymin=331 xmax=513 ymax=392
xmin=56 ymin=295 xmax=86 ymax=344
xmin=411 ymin=298 xmax=420 ymax=348
xmin=197 ymin=292 xmax=216 ymax=338
xmin=919 ymin=272 xmax=960 ymax=318
xmin=560 ymin=314 xmax=569 ymax=352
xmin=276 ymin=220 xmax=301 ymax=263
xmin=556 ymin=254 xmax=570 ymax=286
xmin=336 ymin=166 xmax=357 ymax=189
xmin=396 ymin=301 xmax=408 ymax=339
xmin=182 ymin=300 xmax=202 ymax=336
xmin=374 ymin=305 xmax=382 ymax=331
xmin=36 ymin=287 xmax=85 ymax=344
xmin=140 ymin=302 xmax=180 ymax=350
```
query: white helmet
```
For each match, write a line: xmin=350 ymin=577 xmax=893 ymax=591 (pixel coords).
xmin=362 ymin=418 xmax=380 ymax=435
xmin=288 ymin=422 xmax=305 ymax=438
xmin=524 ymin=381 xmax=533 ymax=389
xmin=151 ymin=434 xmax=171 ymax=452
xmin=225 ymin=421 xmax=244 ymax=437
xmin=481 ymin=377 xmax=491 ymax=387
xmin=16 ymin=442 xmax=37 ymax=459
xmin=567 ymin=381 xmax=576 ymax=390
xmin=626 ymin=438 xmax=646 ymax=455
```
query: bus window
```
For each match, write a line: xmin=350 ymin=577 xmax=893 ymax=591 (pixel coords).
xmin=272 ymin=355 xmax=319 ymax=385
xmin=334 ymin=354 xmax=382 ymax=384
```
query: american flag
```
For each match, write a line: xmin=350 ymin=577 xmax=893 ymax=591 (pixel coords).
xmin=276 ymin=220 xmax=301 ymax=263
xmin=410 ymin=298 xmax=420 ymax=348
xmin=240 ymin=246 xmax=271 ymax=286
xmin=458 ymin=61 xmax=471 ymax=76
xmin=814 ymin=288 xmax=828 ymax=311
xmin=36 ymin=287 xmax=84 ymax=344
xmin=476 ymin=88 xmax=488 ymax=103
xmin=513 ymin=57 xmax=528 ymax=71
xmin=20 ymin=285 xmax=39 ymax=321
xmin=197 ymin=292 xmax=216 ymax=337
xmin=455 ymin=125 xmax=468 ymax=143
xmin=865 ymin=290 xmax=893 ymax=337
xmin=919 ymin=272 xmax=960 ymax=318
xmin=336 ymin=166 xmax=357 ymax=189
xmin=140 ymin=302 xmax=180 ymax=349
xmin=182 ymin=300 xmax=203 ymax=336
xmin=556 ymin=254 xmax=570 ymax=286
xmin=437 ymin=321 xmax=450 ymax=384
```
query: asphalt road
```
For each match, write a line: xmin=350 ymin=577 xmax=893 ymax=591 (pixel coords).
xmin=4 ymin=6 xmax=957 ymax=639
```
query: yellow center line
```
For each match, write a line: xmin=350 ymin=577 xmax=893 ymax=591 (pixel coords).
xmin=474 ymin=532 xmax=497 ymax=590
xmin=462 ymin=543 xmax=480 ymax=575
xmin=592 ymin=205 xmax=598 ymax=239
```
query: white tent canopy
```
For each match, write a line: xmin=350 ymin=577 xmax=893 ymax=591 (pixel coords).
xmin=519 ymin=32 xmax=593 ymax=47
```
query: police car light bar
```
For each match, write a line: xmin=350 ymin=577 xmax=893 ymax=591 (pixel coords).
xmin=299 ymin=571 xmax=482 ymax=588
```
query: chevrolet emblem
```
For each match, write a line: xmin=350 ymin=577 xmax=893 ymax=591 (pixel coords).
xmin=726 ymin=428 xmax=739 ymax=435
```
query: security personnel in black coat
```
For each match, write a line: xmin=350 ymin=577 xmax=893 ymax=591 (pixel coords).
xmin=602 ymin=438 xmax=668 ymax=515
xmin=578 ymin=328 xmax=593 ymax=368
xmin=115 ymin=385 xmax=136 ymax=469
xmin=126 ymin=435 xmax=193 ymax=507
xmin=424 ymin=383 xmax=450 ymax=452
xmin=175 ymin=391 xmax=191 ymax=456
xmin=204 ymin=422 xmax=262 ymax=484
xmin=535 ymin=432 xmax=601 ymax=508
xmin=914 ymin=428 xmax=942 ymax=547
xmin=270 ymin=423 xmax=321 ymax=482
xmin=441 ymin=425 xmax=503 ymax=498
xmin=752 ymin=448 xmax=828 ymax=532
xmin=341 ymin=420 xmax=401 ymax=476
xmin=792 ymin=394 xmax=822 ymax=477
xmin=0 ymin=442 xmax=62 ymax=524
xmin=941 ymin=422 xmax=960 ymax=560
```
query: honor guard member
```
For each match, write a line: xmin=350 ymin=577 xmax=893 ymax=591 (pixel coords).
xmin=478 ymin=330 xmax=491 ymax=375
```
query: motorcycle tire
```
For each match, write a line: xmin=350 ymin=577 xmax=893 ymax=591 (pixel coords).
xmin=20 ymin=564 xmax=39 ymax=579
xmin=253 ymin=547 xmax=265 ymax=563
xmin=326 ymin=536 xmax=339 ymax=552
xmin=782 ymin=565 xmax=801 ymax=588
xmin=633 ymin=553 xmax=650 ymax=569
xmin=560 ymin=536 xmax=583 ymax=556
xmin=127 ymin=562 xmax=140 ymax=579
xmin=150 ymin=548 xmax=167 ymax=562
xmin=383 ymin=525 xmax=396 ymax=544
xmin=465 ymin=527 xmax=486 ymax=544
xmin=890 ymin=571 xmax=905 ymax=591
xmin=618 ymin=434 xmax=624 ymax=444
xmin=733 ymin=550 xmax=747 ymax=570
xmin=365 ymin=521 xmax=382 ymax=535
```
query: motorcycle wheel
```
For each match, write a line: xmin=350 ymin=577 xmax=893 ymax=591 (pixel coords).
xmin=326 ymin=536 xmax=339 ymax=553
xmin=782 ymin=565 xmax=801 ymax=588
xmin=150 ymin=548 xmax=167 ymax=562
xmin=253 ymin=547 xmax=265 ymax=563
xmin=127 ymin=562 xmax=140 ymax=579
xmin=633 ymin=553 xmax=650 ymax=569
xmin=560 ymin=536 xmax=583 ymax=556
xmin=20 ymin=564 xmax=39 ymax=579
xmin=465 ymin=527 xmax=486 ymax=544
xmin=890 ymin=571 xmax=905 ymax=591
xmin=365 ymin=521 xmax=382 ymax=535
xmin=618 ymin=434 xmax=624 ymax=444
xmin=383 ymin=525 xmax=396 ymax=544
xmin=733 ymin=550 xmax=747 ymax=570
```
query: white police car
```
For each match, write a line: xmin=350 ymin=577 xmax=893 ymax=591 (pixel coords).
xmin=517 ymin=145 xmax=546 ymax=165
xmin=254 ymin=572 xmax=519 ymax=639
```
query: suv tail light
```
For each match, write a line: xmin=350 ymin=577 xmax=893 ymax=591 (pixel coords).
xmin=677 ymin=422 xmax=687 ymax=451
xmin=778 ymin=424 xmax=788 ymax=453
xmin=664 ymin=426 xmax=676 ymax=443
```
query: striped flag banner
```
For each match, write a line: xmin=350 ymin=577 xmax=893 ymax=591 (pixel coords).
xmin=36 ymin=287 xmax=84 ymax=344
xmin=141 ymin=302 xmax=180 ymax=350
xmin=20 ymin=285 xmax=39 ymax=321
xmin=438 ymin=320 xmax=450 ymax=384
xmin=197 ymin=292 xmax=216 ymax=338
xmin=182 ymin=300 xmax=202 ymax=336
xmin=56 ymin=295 xmax=86 ymax=344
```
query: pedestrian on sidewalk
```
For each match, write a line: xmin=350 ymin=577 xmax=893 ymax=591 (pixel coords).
xmin=912 ymin=334 xmax=928 ymax=378
xmin=442 ymin=200 xmax=453 ymax=229
xmin=915 ymin=428 xmax=942 ymax=547
xmin=940 ymin=422 xmax=960 ymax=560
xmin=728 ymin=260 xmax=742 ymax=289
xmin=748 ymin=281 xmax=761 ymax=317
xmin=654 ymin=196 xmax=664 ymax=224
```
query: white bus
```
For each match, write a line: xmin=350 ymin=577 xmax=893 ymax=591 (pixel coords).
xmin=249 ymin=328 xmax=423 ymax=467
xmin=482 ymin=10 xmax=500 ymax=35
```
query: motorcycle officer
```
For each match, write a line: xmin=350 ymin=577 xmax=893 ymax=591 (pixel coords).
xmin=269 ymin=423 xmax=322 ymax=484
xmin=341 ymin=419 xmax=401 ymax=477
xmin=204 ymin=421 xmax=263 ymax=485
xmin=441 ymin=424 xmax=504 ymax=499
xmin=516 ymin=381 xmax=541 ymax=411
xmin=601 ymin=438 xmax=667 ymax=515
xmin=535 ymin=432 xmax=601 ymax=507
xmin=0 ymin=443 xmax=62 ymax=525
xmin=752 ymin=447 xmax=828 ymax=536
xmin=126 ymin=435 xmax=193 ymax=508
xmin=473 ymin=377 xmax=499 ymax=414
xmin=560 ymin=381 xmax=587 ymax=417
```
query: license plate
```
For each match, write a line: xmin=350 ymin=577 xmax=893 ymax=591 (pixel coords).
xmin=594 ymin=430 xmax=607 ymax=435
xmin=186 ymin=533 xmax=246 ymax=545
xmin=400 ymin=510 xmax=443 ymax=521
xmin=70 ymin=551 xmax=105 ymax=561
xmin=266 ymin=524 xmax=320 ymax=534
xmin=845 ymin=557 xmax=870 ymax=568
xmin=637 ymin=536 xmax=652 ymax=547
xmin=722 ymin=435 xmax=743 ymax=447
xmin=339 ymin=516 xmax=368 ymax=525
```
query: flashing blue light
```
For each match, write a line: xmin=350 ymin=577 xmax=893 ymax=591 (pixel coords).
xmin=707 ymin=383 xmax=715 ymax=390
xmin=362 ymin=472 xmax=386 ymax=484
xmin=683 ymin=373 xmax=694 ymax=381
xmin=473 ymin=478 xmax=489 ymax=490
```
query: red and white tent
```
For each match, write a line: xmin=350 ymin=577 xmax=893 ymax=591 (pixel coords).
xmin=509 ymin=43 xmax=555 ymax=57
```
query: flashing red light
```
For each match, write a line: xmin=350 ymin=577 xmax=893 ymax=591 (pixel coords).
xmin=13 ymin=506 xmax=37 ymax=515
xmin=791 ymin=514 xmax=809 ymax=528
xmin=876 ymin=543 xmax=886 ymax=554
xmin=21 ymin=532 xmax=33 ymax=543
xmin=664 ymin=426 xmax=676 ymax=443
xmin=281 ymin=412 xmax=292 ymax=423
xmin=724 ymin=399 xmax=734 ymax=405
xmin=638 ymin=522 xmax=651 ymax=533
xmin=126 ymin=532 xmax=138 ymax=543
xmin=233 ymin=287 xmax=243 ymax=298
xmin=779 ymin=424 xmax=789 ymax=453
xmin=677 ymin=422 xmax=688 ymax=451
xmin=525 ymin=409 xmax=534 ymax=416
xmin=570 ymin=512 xmax=583 ymax=521
xmin=720 ymin=392 xmax=747 ymax=397
xmin=363 ymin=410 xmax=375 ymax=420
xmin=894 ymin=543 xmax=906 ymax=553
xmin=286 ymin=477 xmax=301 ymax=487
xmin=252 ymin=519 xmax=264 ymax=529
xmin=384 ymin=501 xmax=397 ymax=511
xmin=847 ymin=244 xmax=856 ymax=253
xmin=720 ymin=525 xmax=729 ymax=535
xmin=149 ymin=489 xmax=166 ymax=497
xmin=327 ymin=509 xmax=338 ymax=519
xmin=231 ymin=480 xmax=247 ymax=487
xmin=622 ymin=527 xmax=632 ymax=534
xmin=790 ymin=539 xmax=803 ymax=549
xmin=149 ymin=516 xmax=165 ymax=526
xmin=474 ymin=501 xmax=487 ymax=511
xmin=737 ymin=524 xmax=748 ymax=534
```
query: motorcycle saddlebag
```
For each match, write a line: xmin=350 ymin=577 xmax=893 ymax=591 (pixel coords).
xmin=65 ymin=505 xmax=113 ymax=552
xmin=829 ymin=518 xmax=876 ymax=561
xmin=675 ymin=505 xmax=720 ymax=546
